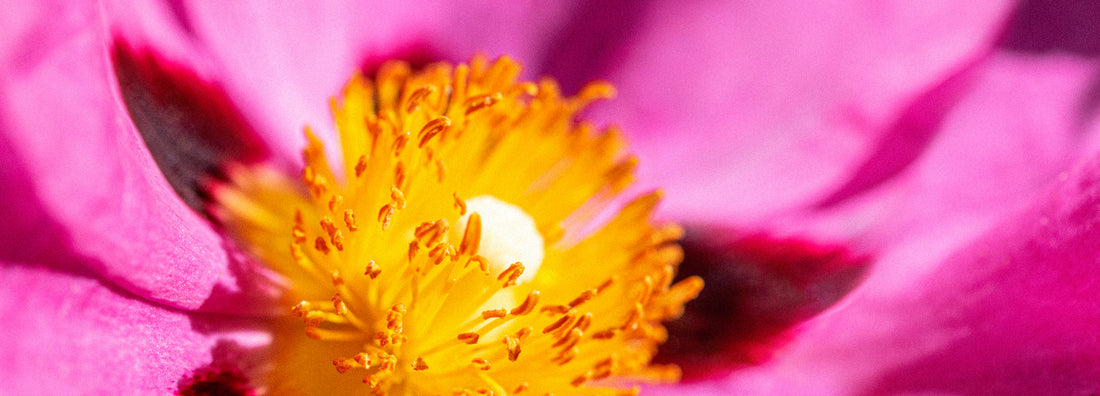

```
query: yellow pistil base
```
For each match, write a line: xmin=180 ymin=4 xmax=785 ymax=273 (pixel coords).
xmin=214 ymin=55 xmax=702 ymax=395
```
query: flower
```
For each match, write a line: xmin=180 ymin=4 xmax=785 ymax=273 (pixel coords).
xmin=212 ymin=56 xmax=702 ymax=394
xmin=2 ymin=0 xmax=1100 ymax=395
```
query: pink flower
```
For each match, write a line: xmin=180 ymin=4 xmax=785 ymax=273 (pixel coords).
xmin=3 ymin=0 xmax=1099 ymax=394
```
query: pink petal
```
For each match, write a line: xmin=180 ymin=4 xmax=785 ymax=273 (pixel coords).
xmin=714 ymin=149 xmax=1100 ymax=395
xmin=0 ymin=2 xmax=274 ymax=312
xmin=0 ymin=261 xmax=269 ymax=394
xmin=178 ymin=1 xmax=593 ymax=163
xmin=585 ymin=1 xmax=1014 ymax=224
xmin=704 ymin=50 xmax=1100 ymax=394
xmin=178 ymin=1 xmax=445 ymax=162
xmin=781 ymin=52 xmax=1100 ymax=290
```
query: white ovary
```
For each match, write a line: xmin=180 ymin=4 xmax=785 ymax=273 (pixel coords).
xmin=454 ymin=195 xmax=544 ymax=285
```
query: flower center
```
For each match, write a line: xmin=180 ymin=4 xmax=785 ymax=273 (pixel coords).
xmin=214 ymin=56 xmax=702 ymax=395
xmin=455 ymin=195 xmax=544 ymax=285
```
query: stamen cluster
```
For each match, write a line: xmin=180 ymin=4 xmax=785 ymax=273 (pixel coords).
xmin=215 ymin=56 xmax=702 ymax=395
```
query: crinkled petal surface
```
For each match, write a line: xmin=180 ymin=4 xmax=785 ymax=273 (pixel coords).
xmin=778 ymin=52 xmax=1100 ymax=288
xmin=0 ymin=260 xmax=269 ymax=394
xmin=0 ymin=1 xmax=247 ymax=311
xmin=708 ymin=150 xmax=1100 ymax=395
xmin=177 ymin=0 xmax=590 ymax=163
xmin=587 ymin=0 xmax=1014 ymax=224
xmin=181 ymin=1 xmax=421 ymax=161
xmin=643 ymin=4 xmax=1100 ymax=392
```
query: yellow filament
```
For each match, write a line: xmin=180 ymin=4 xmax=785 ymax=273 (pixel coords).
xmin=214 ymin=55 xmax=702 ymax=396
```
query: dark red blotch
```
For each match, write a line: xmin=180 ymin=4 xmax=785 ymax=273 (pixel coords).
xmin=175 ymin=366 xmax=254 ymax=396
xmin=656 ymin=228 xmax=870 ymax=381
xmin=111 ymin=39 xmax=269 ymax=213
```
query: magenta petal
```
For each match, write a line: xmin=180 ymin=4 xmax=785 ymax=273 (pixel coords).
xmin=650 ymin=51 xmax=1100 ymax=394
xmin=718 ymin=153 xmax=1100 ymax=394
xmin=180 ymin=1 xmax=449 ymax=161
xmin=0 ymin=2 xmax=266 ymax=311
xmin=782 ymin=53 xmax=1100 ymax=283
xmin=180 ymin=1 xmax=594 ymax=161
xmin=861 ymin=157 xmax=1100 ymax=393
xmin=0 ymin=262 xmax=269 ymax=394
xmin=588 ymin=1 xmax=1013 ymax=224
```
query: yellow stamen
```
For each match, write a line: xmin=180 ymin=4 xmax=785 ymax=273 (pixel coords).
xmin=214 ymin=55 xmax=702 ymax=395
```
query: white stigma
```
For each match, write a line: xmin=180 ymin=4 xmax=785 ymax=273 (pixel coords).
xmin=456 ymin=196 xmax=544 ymax=285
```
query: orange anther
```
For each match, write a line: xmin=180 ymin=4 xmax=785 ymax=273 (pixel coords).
xmin=328 ymin=195 xmax=343 ymax=213
xmin=331 ymin=294 xmax=347 ymax=315
xmin=597 ymin=277 xmax=616 ymax=294
xmin=553 ymin=328 xmax=583 ymax=350
xmin=291 ymin=301 xmax=311 ymax=317
xmin=390 ymin=186 xmax=406 ymax=209
xmin=497 ymin=262 xmax=525 ymax=287
xmin=509 ymin=291 xmax=540 ymax=316
xmin=592 ymin=328 xmax=618 ymax=340
xmin=392 ymin=132 xmax=410 ymax=157
xmin=460 ymin=212 xmax=482 ymax=256
xmin=481 ymin=308 xmax=507 ymax=320
xmin=463 ymin=93 xmax=501 ymax=116
xmin=377 ymin=204 xmax=395 ymax=230
xmin=333 ymin=357 xmax=354 ymax=374
xmin=457 ymin=332 xmax=480 ymax=344
xmin=568 ymin=289 xmax=597 ymax=308
xmin=543 ymin=309 xmax=577 ymax=334
xmin=354 ymin=353 xmax=371 ymax=367
xmin=331 ymin=230 xmax=344 ymax=251
xmin=621 ymin=303 xmax=643 ymax=331
xmin=514 ymin=327 xmax=533 ymax=340
xmin=343 ymin=209 xmax=358 ymax=231
xmin=314 ymin=236 xmax=330 ymax=255
xmin=411 ymin=356 xmax=429 ymax=371
xmin=503 ymin=335 xmax=521 ymax=361
xmin=571 ymin=372 xmax=591 ymax=387
xmin=354 ymin=155 xmax=368 ymax=177
xmin=418 ymin=117 xmax=451 ymax=148
xmin=471 ymin=358 xmax=491 ymax=371
xmin=407 ymin=241 xmax=420 ymax=263
xmin=540 ymin=305 xmax=569 ymax=315
xmin=394 ymin=162 xmax=407 ymax=189
xmin=291 ymin=225 xmax=306 ymax=243
xmin=554 ymin=346 xmax=578 ymax=365
xmin=572 ymin=312 xmax=593 ymax=333
xmin=453 ymin=193 xmax=467 ymax=215
xmin=405 ymin=86 xmax=437 ymax=113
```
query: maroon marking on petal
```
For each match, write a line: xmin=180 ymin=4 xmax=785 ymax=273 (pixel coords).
xmin=111 ymin=39 xmax=269 ymax=213
xmin=998 ymin=0 xmax=1100 ymax=57
xmin=655 ymin=228 xmax=870 ymax=381
xmin=359 ymin=41 xmax=444 ymax=79
xmin=175 ymin=366 xmax=254 ymax=396
xmin=175 ymin=341 xmax=259 ymax=396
